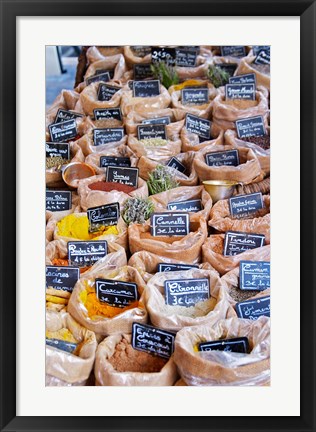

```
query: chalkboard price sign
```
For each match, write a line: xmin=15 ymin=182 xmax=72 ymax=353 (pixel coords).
xmin=46 ymin=338 xmax=78 ymax=354
xmin=252 ymin=46 xmax=270 ymax=56
xmin=133 ymin=80 xmax=160 ymax=98
xmin=142 ymin=116 xmax=171 ymax=126
xmin=181 ymin=88 xmax=209 ymax=105
xmin=130 ymin=45 xmax=151 ymax=57
xmin=46 ymin=191 xmax=71 ymax=212
xmin=95 ymin=68 xmax=114 ymax=79
xmin=100 ymin=156 xmax=131 ymax=168
xmin=205 ymin=149 xmax=239 ymax=167
xmin=137 ymin=124 xmax=167 ymax=140
xmin=106 ymin=166 xmax=139 ymax=187
xmin=151 ymin=46 xmax=177 ymax=65
xmin=235 ymin=115 xmax=266 ymax=138
xmin=176 ymin=47 xmax=198 ymax=67
xmin=151 ymin=212 xmax=190 ymax=237
xmin=164 ymin=278 xmax=210 ymax=307
xmin=85 ymin=71 xmax=110 ymax=86
xmin=87 ymin=202 xmax=119 ymax=233
xmin=97 ymin=84 xmax=121 ymax=102
xmin=220 ymin=46 xmax=246 ymax=57
xmin=54 ymin=109 xmax=83 ymax=124
xmin=185 ymin=113 xmax=211 ymax=140
xmin=199 ymin=337 xmax=249 ymax=353
xmin=229 ymin=73 xmax=256 ymax=85
xmin=239 ymin=261 xmax=270 ymax=291
xmin=167 ymin=199 xmax=202 ymax=212
xmin=133 ymin=63 xmax=154 ymax=80
xmin=223 ymin=231 xmax=265 ymax=257
xmin=132 ymin=323 xmax=175 ymax=359
xmin=225 ymin=83 xmax=256 ymax=100
xmin=229 ymin=192 xmax=263 ymax=218
xmin=68 ymin=241 xmax=108 ymax=267
xmin=255 ymin=50 xmax=271 ymax=65
xmin=96 ymin=279 xmax=138 ymax=308
xmin=93 ymin=128 xmax=125 ymax=146
xmin=46 ymin=266 xmax=80 ymax=293
xmin=93 ymin=108 xmax=122 ymax=121
xmin=235 ymin=295 xmax=270 ymax=320
xmin=49 ymin=119 xmax=78 ymax=142
xmin=167 ymin=157 xmax=186 ymax=173
xmin=46 ymin=143 xmax=70 ymax=160
xmin=158 ymin=263 xmax=199 ymax=272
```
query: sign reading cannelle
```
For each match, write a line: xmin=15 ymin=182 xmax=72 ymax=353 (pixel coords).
xmin=151 ymin=212 xmax=190 ymax=237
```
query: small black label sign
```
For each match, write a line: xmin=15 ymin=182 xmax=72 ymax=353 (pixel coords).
xmin=132 ymin=323 xmax=175 ymax=359
xmin=46 ymin=191 xmax=71 ymax=212
xmin=220 ymin=46 xmax=246 ymax=57
xmin=235 ymin=295 xmax=270 ymax=320
xmin=68 ymin=241 xmax=108 ymax=267
xmin=133 ymin=63 xmax=154 ymax=80
xmin=46 ymin=338 xmax=78 ymax=354
xmin=151 ymin=46 xmax=177 ymax=65
xmin=151 ymin=212 xmax=190 ymax=237
xmin=106 ymin=166 xmax=139 ymax=187
xmin=96 ymin=278 xmax=138 ymax=308
xmin=130 ymin=45 xmax=151 ymax=57
xmin=94 ymin=108 xmax=122 ymax=121
xmin=46 ymin=266 xmax=80 ymax=293
xmin=97 ymin=84 xmax=121 ymax=102
xmin=87 ymin=202 xmax=119 ymax=233
xmin=254 ymin=50 xmax=270 ymax=65
xmin=205 ymin=149 xmax=239 ymax=167
xmin=86 ymin=71 xmax=110 ymax=86
xmin=229 ymin=73 xmax=256 ymax=85
xmin=167 ymin=199 xmax=202 ymax=212
xmin=46 ymin=143 xmax=70 ymax=160
xmin=199 ymin=337 xmax=249 ymax=353
xmin=167 ymin=157 xmax=186 ymax=173
xmin=225 ymin=83 xmax=255 ymax=100
xmin=253 ymin=46 xmax=270 ymax=56
xmin=158 ymin=263 xmax=199 ymax=272
xmin=176 ymin=47 xmax=198 ymax=67
xmin=235 ymin=115 xmax=266 ymax=138
xmin=133 ymin=80 xmax=160 ymax=97
xmin=164 ymin=278 xmax=210 ymax=307
xmin=223 ymin=231 xmax=265 ymax=257
xmin=54 ymin=109 xmax=83 ymax=124
xmin=100 ymin=156 xmax=131 ymax=168
xmin=215 ymin=63 xmax=238 ymax=77
xmin=185 ymin=113 xmax=211 ymax=140
xmin=229 ymin=192 xmax=263 ymax=218
xmin=95 ymin=68 xmax=114 ymax=79
xmin=137 ymin=124 xmax=167 ymax=140
xmin=239 ymin=261 xmax=270 ymax=291
xmin=142 ymin=116 xmax=171 ymax=125
xmin=49 ymin=119 xmax=78 ymax=142
xmin=93 ymin=128 xmax=125 ymax=146
xmin=181 ymin=88 xmax=209 ymax=105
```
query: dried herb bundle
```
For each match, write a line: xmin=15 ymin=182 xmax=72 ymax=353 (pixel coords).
xmin=207 ymin=65 xmax=230 ymax=88
xmin=121 ymin=197 xmax=155 ymax=225
xmin=151 ymin=62 xmax=179 ymax=89
xmin=147 ymin=165 xmax=179 ymax=195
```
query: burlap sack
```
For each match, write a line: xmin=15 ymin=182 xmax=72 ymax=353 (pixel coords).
xmin=235 ymin=56 xmax=270 ymax=90
xmin=193 ymin=144 xmax=263 ymax=184
xmin=127 ymin=134 xmax=182 ymax=161
xmin=181 ymin=126 xmax=224 ymax=153
xmin=174 ymin=316 xmax=270 ymax=386
xmin=46 ymin=310 xmax=97 ymax=385
xmin=175 ymin=60 xmax=210 ymax=82
xmin=144 ymin=268 xmax=229 ymax=332
xmin=137 ymin=152 xmax=199 ymax=187
xmin=84 ymin=53 xmax=128 ymax=83
xmin=208 ymin=195 xmax=271 ymax=243
xmin=46 ymin=192 xmax=81 ymax=240
xmin=128 ymin=213 xmax=208 ymax=263
xmin=94 ymin=334 xmax=178 ymax=386
xmin=78 ymin=81 xmax=123 ymax=117
xmin=46 ymin=89 xmax=80 ymax=126
xmin=123 ymin=45 xmax=152 ymax=66
xmin=212 ymin=90 xmax=269 ymax=134
xmin=170 ymin=83 xmax=217 ymax=118
xmin=87 ymin=46 xmax=124 ymax=62
xmin=74 ymin=131 xmax=128 ymax=157
xmin=174 ymin=378 xmax=187 ymax=386
xmin=77 ymin=174 xmax=149 ymax=212
xmin=67 ymin=266 xmax=148 ymax=336
xmin=226 ymin=289 xmax=271 ymax=319
xmin=225 ymin=128 xmax=270 ymax=176
xmin=233 ymin=177 xmax=270 ymax=196
xmin=125 ymin=109 xmax=185 ymax=137
xmin=84 ymin=147 xmax=138 ymax=175
xmin=120 ymin=83 xmax=171 ymax=116
xmin=202 ymin=234 xmax=271 ymax=275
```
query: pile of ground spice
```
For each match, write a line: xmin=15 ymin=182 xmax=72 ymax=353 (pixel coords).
xmin=108 ymin=337 xmax=167 ymax=373
xmin=227 ymin=285 xmax=262 ymax=302
xmin=245 ymin=135 xmax=270 ymax=150
xmin=93 ymin=119 xmax=122 ymax=128
xmin=56 ymin=213 xmax=119 ymax=240
xmin=88 ymin=181 xmax=136 ymax=194
xmin=224 ymin=99 xmax=258 ymax=108
xmin=51 ymin=258 xmax=90 ymax=274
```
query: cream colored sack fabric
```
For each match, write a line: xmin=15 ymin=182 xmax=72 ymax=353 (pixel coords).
xmin=235 ymin=56 xmax=270 ymax=90
xmin=74 ymin=131 xmax=128 ymax=157
xmin=181 ymin=127 xmax=224 ymax=153
xmin=123 ymin=45 xmax=152 ymax=66
xmin=125 ymin=109 xmax=184 ymax=137
xmin=121 ymin=83 xmax=171 ymax=116
xmin=84 ymin=146 xmax=138 ymax=175
xmin=79 ymin=81 xmax=123 ymax=117
xmin=170 ymin=83 xmax=216 ymax=118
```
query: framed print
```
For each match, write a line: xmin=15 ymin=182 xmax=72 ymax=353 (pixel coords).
xmin=0 ymin=1 xmax=315 ymax=431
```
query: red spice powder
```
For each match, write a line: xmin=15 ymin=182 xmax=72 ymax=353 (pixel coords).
xmin=89 ymin=181 xmax=136 ymax=194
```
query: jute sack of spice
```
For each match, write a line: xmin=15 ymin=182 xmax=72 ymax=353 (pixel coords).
xmin=127 ymin=133 xmax=182 ymax=162
xmin=125 ymin=109 xmax=184 ymax=138
xmin=94 ymin=334 xmax=178 ymax=386
xmin=174 ymin=316 xmax=270 ymax=386
xmin=84 ymin=145 xmax=138 ymax=175
xmin=193 ymin=144 xmax=263 ymax=184
xmin=46 ymin=192 xmax=81 ymax=241
xmin=45 ymin=89 xmax=80 ymax=126
xmin=144 ymin=268 xmax=230 ymax=332
xmin=202 ymin=234 xmax=271 ymax=276
xmin=120 ymin=83 xmax=171 ymax=116
xmin=128 ymin=213 xmax=208 ymax=263
xmin=73 ymin=130 xmax=128 ymax=158
xmin=123 ymin=45 xmax=152 ymax=67
xmin=225 ymin=288 xmax=271 ymax=319
xmin=78 ymin=81 xmax=124 ymax=117
xmin=170 ymin=82 xmax=217 ymax=118
xmin=86 ymin=46 xmax=124 ymax=63
xmin=67 ymin=265 xmax=148 ymax=336
xmin=180 ymin=126 xmax=224 ymax=153
xmin=46 ymin=309 xmax=97 ymax=386
xmin=235 ymin=56 xmax=270 ymax=90
xmin=175 ymin=57 xmax=210 ymax=82
xmin=208 ymin=195 xmax=271 ymax=243
xmin=77 ymin=174 xmax=148 ymax=212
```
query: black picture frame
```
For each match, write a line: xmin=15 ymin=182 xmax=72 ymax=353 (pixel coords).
xmin=0 ymin=1 xmax=315 ymax=431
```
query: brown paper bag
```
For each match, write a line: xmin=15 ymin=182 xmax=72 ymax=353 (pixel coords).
xmin=181 ymin=126 xmax=224 ymax=153
xmin=84 ymin=147 xmax=138 ymax=175
xmin=170 ymin=83 xmax=216 ymax=118
xmin=125 ymin=109 xmax=184 ymax=138
xmin=79 ymin=81 xmax=123 ymax=117
xmin=127 ymin=134 xmax=182 ymax=161
xmin=235 ymin=56 xmax=270 ymax=90
xmin=46 ymin=192 xmax=81 ymax=240
xmin=121 ymin=83 xmax=171 ymax=116
xmin=123 ymin=45 xmax=152 ymax=66
xmin=74 ymin=131 xmax=128 ymax=157
xmin=46 ymin=89 xmax=80 ymax=126
xmin=84 ymin=53 xmax=128 ymax=83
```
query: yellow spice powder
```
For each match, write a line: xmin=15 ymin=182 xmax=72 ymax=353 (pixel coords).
xmin=46 ymin=328 xmax=77 ymax=343
xmin=56 ymin=213 xmax=119 ymax=240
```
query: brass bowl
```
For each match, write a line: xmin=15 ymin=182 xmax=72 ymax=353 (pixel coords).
xmin=202 ymin=180 xmax=239 ymax=203
xmin=62 ymin=162 xmax=96 ymax=189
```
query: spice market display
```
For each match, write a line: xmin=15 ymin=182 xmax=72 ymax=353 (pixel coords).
xmin=46 ymin=45 xmax=270 ymax=386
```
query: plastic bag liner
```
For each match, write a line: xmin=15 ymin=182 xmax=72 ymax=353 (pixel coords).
xmin=181 ymin=126 xmax=224 ymax=153
xmin=46 ymin=310 xmax=97 ymax=386
xmin=235 ymin=56 xmax=270 ymax=90
xmin=208 ymin=195 xmax=271 ymax=243
xmin=149 ymin=185 xmax=213 ymax=221
xmin=170 ymin=83 xmax=217 ymax=118
xmin=193 ymin=144 xmax=263 ymax=184
xmin=84 ymin=145 xmax=138 ymax=175
xmin=120 ymin=83 xmax=171 ymax=116
xmin=225 ymin=128 xmax=270 ymax=176
xmin=123 ymin=45 xmax=152 ymax=66
xmin=67 ymin=265 xmax=148 ymax=336
xmin=46 ymin=89 xmax=80 ymax=126
xmin=212 ymin=90 xmax=269 ymax=135
xmin=144 ymin=268 xmax=229 ymax=332
xmin=137 ymin=152 xmax=199 ymax=187
xmin=202 ymin=234 xmax=271 ymax=276
xmin=74 ymin=131 xmax=128 ymax=157
xmin=77 ymin=174 xmax=149 ymax=212
xmin=127 ymin=134 xmax=182 ymax=161
xmin=174 ymin=316 xmax=270 ymax=386
xmin=94 ymin=334 xmax=178 ymax=386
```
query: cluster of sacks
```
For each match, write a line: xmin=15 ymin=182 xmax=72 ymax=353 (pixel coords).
xmin=46 ymin=45 xmax=270 ymax=386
